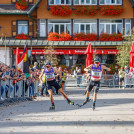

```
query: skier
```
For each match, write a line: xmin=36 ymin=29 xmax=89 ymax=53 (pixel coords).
xmin=82 ymin=57 xmax=111 ymax=110
xmin=39 ymin=62 xmax=74 ymax=110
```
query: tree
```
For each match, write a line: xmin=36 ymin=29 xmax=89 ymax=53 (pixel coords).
xmin=116 ymin=28 xmax=134 ymax=67
xmin=43 ymin=44 xmax=58 ymax=66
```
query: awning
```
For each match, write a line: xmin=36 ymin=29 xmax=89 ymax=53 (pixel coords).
xmin=13 ymin=49 xmax=119 ymax=55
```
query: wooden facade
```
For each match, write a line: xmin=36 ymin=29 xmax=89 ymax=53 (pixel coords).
xmin=0 ymin=0 xmax=134 ymax=38
xmin=0 ymin=0 xmax=134 ymax=66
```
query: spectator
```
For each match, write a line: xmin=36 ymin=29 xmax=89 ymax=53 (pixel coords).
xmin=128 ymin=67 xmax=133 ymax=88
xmin=61 ymin=68 xmax=67 ymax=91
xmin=124 ymin=66 xmax=129 ymax=74
xmin=124 ymin=66 xmax=129 ymax=88
xmin=118 ymin=67 xmax=125 ymax=89
xmin=53 ymin=67 xmax=59 ymax=94
xmin=28 ymin=69 xmax=36 ymax=99
xmin=113 ymin=72 xmax=119 ymax=87
xmin=0 ymin=67 xmax=5 ymax=100
xmin=76 ymin=67 xmax=82 ymax=87
xmin=33 ymin=62 xmax=38 ymax=70
xmin=39 ymin=67 xmax=47 ymax=96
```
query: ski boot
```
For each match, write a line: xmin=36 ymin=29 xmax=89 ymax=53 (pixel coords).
xmin=92 ymin=103 xmax=95 ymax=111
xmin=67 ymin=99 xmax=74 ymax=105
xmin=49 ymin=105 xmax=55 ymax=111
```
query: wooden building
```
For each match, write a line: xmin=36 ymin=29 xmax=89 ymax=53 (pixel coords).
xmin=0 ymin=0 xmax=134 ymax=68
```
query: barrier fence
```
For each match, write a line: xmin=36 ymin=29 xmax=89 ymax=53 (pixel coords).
xmin=66 ymin=74 xmax=134 ymax=88
xmin=0 ymin=79 xmax=39 ymax=106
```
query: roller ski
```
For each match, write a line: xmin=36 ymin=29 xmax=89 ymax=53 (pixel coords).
xmin=92 ymin=103 xmax=95 ymax=111
xmin=49 ymin=105 xmax=55 ymax=111
xmin=67 ymin=99 xmax=81 ymax=107
xmin=78 ymin=98 xmax=91 ymax=108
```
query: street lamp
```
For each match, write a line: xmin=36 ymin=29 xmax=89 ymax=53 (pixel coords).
xmin=30 ymin=36 xmax=32 ymax=68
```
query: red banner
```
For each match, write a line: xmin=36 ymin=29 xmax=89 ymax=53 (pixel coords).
xmin=13 ymin=49 xmax=119 ymax=55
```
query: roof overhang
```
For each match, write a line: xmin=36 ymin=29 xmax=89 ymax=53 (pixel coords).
xmin=129 ymin=0 xmax=134 ymax=7
xmin=0 ymin=39 xmax=123 ymax=47
xmin=0 ymin=0 xmax=41 ymax=15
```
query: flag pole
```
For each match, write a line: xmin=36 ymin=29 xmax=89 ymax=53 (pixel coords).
xmin=30 ymin=36 xmax=32 ymax=69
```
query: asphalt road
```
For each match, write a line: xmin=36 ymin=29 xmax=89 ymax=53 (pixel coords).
xmin=0 ymin=87 xmax=134 ymax=134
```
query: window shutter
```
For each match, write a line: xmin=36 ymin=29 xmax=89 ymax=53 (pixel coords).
xmin=131 ymin=19 xmax=134 ymax=29
xmin=12 ymin=20 xmax=17 ymax=37
xmin=29 ymin=20 xmax=33 ymax=36
xmin=37 ymin=19 xmax=40 ymax=37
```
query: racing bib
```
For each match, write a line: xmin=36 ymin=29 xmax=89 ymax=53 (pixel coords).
xmin=45 ymin=74 xmax=55 ymax=80
xmin=91 ymin=70 xmax=102 ymax=79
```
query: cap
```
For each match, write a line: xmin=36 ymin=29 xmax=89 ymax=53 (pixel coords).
xmin=45 ymin=62 xmax=51 ymax=67
xmin=94 ymin=57 xmax=100 ymax=63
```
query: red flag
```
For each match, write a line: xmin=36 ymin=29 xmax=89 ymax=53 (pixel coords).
xmin=86 ymin=43 xmax=93 ymax=67
xmin=16 ymin=46 xmax=28 ymax=72
xmin=130 ymin=42 xmax=134 ymax=68
xmin=16 ymin=47 xmax=20 ymax=66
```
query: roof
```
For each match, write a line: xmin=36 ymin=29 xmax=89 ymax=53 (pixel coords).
xmin=0 ymin=39 xmax=123 ymax=47
xmin=0 ymin=4 xmax=34 ymax=15
xmin=0 ymin=0 xmax=41 ymax=15
xmin=129 ymin=0 xmax=134 ymax=6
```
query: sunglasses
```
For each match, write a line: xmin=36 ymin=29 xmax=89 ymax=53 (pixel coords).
xmin=46 ymin=65 xmax=51 ymax=67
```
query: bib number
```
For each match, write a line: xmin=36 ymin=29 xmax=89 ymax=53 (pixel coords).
xmin=46 ymin=74 xmax=54 ymax=79
xmin=92 ymin=71 xmax=100 ymax=76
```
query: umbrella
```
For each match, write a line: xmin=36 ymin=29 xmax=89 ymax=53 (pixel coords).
xmin=86 ymin=43 xmax=93 ymax=67
xmin=130 ymin=42 xmax=134 ymax=68
xmin=16 ymin=47 xmax=20 ymax=66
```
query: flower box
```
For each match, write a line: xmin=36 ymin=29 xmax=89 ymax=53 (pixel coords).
xmin=50 ymin=5 xmax=72 ymax=16
xmin=74 ymin=5 xmax=98 ymax=16
xmin=48 ymin=32 xmax=71 ymax=41
xmin=15 ymin=33 xmax=30 ymax=40
xmin=100 ymin=5 xmax=123 ymax=16
xmin=48 ymin=32 xmax=60 ymax=41
xmin=59 ymin=32 xmax=71 ymax=41
xmin=73 ymin=32 xmax=98 ymax=41
xmin=15 ymin=0 xmax=28 ymax=10
xmin=99 ymin=33 xmax=123 ymax=41
xmin=48 ymin=32 xmax=124 ymax=41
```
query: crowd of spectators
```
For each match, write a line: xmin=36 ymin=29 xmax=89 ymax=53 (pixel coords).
xmin=0 ymin=62 xmax=68 ymax=101
xmin=118 ymin=66 xmax=134 ymax=88
xmin=0 ymin=63 xmax=40 ymax=100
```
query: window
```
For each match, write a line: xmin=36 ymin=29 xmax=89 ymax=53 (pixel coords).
xmin=73 ymin=20 xmax=97 ymax=34
xmin=125 ymin=19 xmax=131 ymax=36
xmin=100 ymin=0 xmax=122 ymax=5
xmin=99 ymin=19 xmax=123 ymax=34
xmin=48 ymin=20 xmax=71 ymax=34
xmin=49 ymin=0 xmax=71 ymax=5
xmin=18 ymin=21 xmax=28 ymax=34
xmin=40 ymin=20 xmax=46 ymax=37
xmin=74 ymin=0 xmax=97 ymax=5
